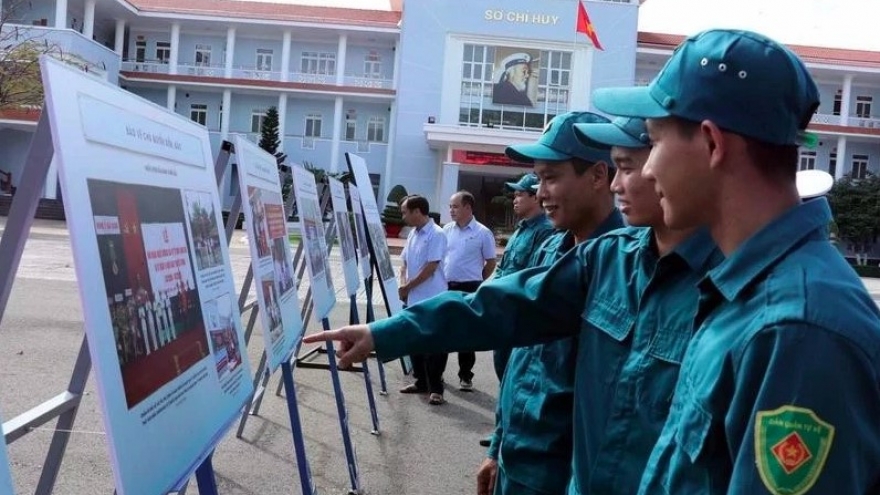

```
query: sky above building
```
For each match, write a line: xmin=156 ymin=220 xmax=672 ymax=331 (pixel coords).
xmin=638 ymin=0 xmax=880 ymax=51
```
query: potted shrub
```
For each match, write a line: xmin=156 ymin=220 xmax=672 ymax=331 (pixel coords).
xmin=381 ymin=184 xmax=408 ymax=238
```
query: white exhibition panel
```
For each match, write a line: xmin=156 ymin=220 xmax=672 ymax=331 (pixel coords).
xmin=290 ymin=165 xmax=336 ymax=320
xmin=40 ymin=56 xmax=253 ymax=495
xmin=232 ymin=135 xmax=306 ymax=372
xmin=347 ymin=153 xmax=403 ymax=314
xmin=328 ymin=177 xmax=361 ymax=297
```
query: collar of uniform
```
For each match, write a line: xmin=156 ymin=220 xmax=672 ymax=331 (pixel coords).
xmin=519 ymin=212 xmax=548 ymax=229
xmin=593 ymin=208 xmax=626 ymax=237
xmin=706 ymin=198 xmax=832 ymax=302
xmin=671 ymin=227 xmax=719 ymax=272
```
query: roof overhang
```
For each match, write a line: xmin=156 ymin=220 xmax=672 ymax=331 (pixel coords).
xmin=423 ymin=123 xmax=541 ymax=152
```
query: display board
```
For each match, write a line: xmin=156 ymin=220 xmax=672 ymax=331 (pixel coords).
xmin=0 ymin=420 xmax=13 ymax=494
xmin=347 ymin=186 xmax=372 ymax=281
xmin=232 ymin=136 xmax=305 ymax=371
xmin=328 ymin=178 xmax=361 ymax=297
xmin=290 ymin=165 xmax=336 ymax=319
xmin=40 ymin=56 xmax=253 ymax=494
xmin=345 ymin=154 xmax=403 ymax=314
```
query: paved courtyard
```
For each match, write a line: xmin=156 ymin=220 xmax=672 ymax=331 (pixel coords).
xmin=0 ymin=218 xmax=878 ymax=494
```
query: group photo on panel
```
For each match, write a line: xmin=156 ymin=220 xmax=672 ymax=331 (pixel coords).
xmin=1 ymin=0 xmax=879 ymax=494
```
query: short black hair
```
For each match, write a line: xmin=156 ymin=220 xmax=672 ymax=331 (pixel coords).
xmin=455 ymin=190 xmax=476 ymax=209
xmin=571 ymin=157 xmax=615 ymax=184
xmin=670 ymin=117 xmax=797 ymax=183
xmin=401 ymin=195 xmax=430 ymax=215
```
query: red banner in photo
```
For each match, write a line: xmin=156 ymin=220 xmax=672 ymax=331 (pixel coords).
xmin=265 ymin=204 xmax=286 ymax=239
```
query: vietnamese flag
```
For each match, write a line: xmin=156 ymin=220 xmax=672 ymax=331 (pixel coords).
xmin=576 ymin=0 xmax=603 ymax=50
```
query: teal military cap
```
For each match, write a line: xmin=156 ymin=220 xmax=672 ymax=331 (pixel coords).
xmin=506 ymin=112 xmax=613 ymax=165
xmin=505 ymin=173 xmax=540 ymax=193
xmin=591 ymin=29 xmax=820 ymax=146
xmin=573 ymin=116 xmax=650 ymax=149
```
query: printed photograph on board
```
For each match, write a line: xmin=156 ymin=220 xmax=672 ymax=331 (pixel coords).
xmin=204 ymin=293 xmax=243 ymax=379
xmin=492 ymin=47 xmax=541 ymax=107
xmin=183 ymin=191 xmax=223 ymax=271
xmin=247 ymin=186 xmax=272 ymax=259
xmin=259 ymin=274 xmax=283 ymax=343
xmin=299 ymin=196 xmax=330 ymax=283
xmin=271 ymin=236 xmax=295 ymax=297
xmin=366 ymin=220 xmax=395 ymax=281
xmin=89 ymin=179 xmax=210 ymax=409
xmin=336 ymin=211 xmax=356 ymax=263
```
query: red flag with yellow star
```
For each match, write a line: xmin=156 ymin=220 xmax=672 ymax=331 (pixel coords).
xmin=576 ymin=0 xmax=603 ymax=50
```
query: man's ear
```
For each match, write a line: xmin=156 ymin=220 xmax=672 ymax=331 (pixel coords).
xmin=592 ymin=161 xmax=610 ymax=188
xmin=700 ymin=120 xmax=727 ymax=170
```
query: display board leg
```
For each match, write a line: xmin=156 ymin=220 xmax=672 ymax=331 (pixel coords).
xmin=280 ymin=361 xmax=318 ymax=495
xmin=32 ymin=336 xmax=91 ymax=495
xmin=321 ymin=318 xmax=362 ymax=493
xmin=349 ymin=295 xmax=380 ymax=434
xmin=194 ymin=453 xmax=220 ymax=495
xmin=363 ymin=278 xmax=388 ymax=395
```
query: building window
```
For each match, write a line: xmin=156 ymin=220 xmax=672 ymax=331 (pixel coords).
xmin=195 ymin=44 xmax=212 ymax=66
xmin=852 ymin=154 xmax=869 ymax=179
xmin=251 ymin=110 xmax=266 ymax=133
xmin=156 ymin=41 xmax=171 ymax=63
xmin=798 ymin=151 xmax=816 ymax=171
xmin=855 ymin=96 xmax=872 ymax=119
xmin=305 ymin=113 xmax=323 ymax=138
xmin=832 ymin=90 xmax=841 ymax=116
xmin=135 ymin=40 xmax=146 ymax=62
xmin=459 ymin=43 xmax=572 ymax=132
xmin=256 ymin=48 xmax=273 ymax=71
xmin=367 ymin=116 xmax=385 ymax=142
xmin=364 ymin=52 xmax=382 ymax=78
xmin=190 ymin=104 xmax=207 ymax=126
xmin=829 ymin=152 xmax=837 ymax=177
xmin=345 ymin=120 xmax=357 ymax=140
xmin=301 ymin=52 xmax=336 ymax=75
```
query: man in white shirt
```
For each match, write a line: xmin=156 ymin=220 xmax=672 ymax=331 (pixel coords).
xmin=398 ymin=194 xmax=449 ymax=405
xmin=443 ymin=190 xmax=497 ymax=391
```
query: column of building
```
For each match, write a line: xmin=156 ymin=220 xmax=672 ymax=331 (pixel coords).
xmin=835 ymin=75 xmax=854 ymax=180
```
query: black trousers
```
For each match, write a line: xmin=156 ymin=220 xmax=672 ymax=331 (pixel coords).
xmin=447 ymin=280 xmax=482 ymax=382
xmin=411 ymin=353 xmax=449 ymax=394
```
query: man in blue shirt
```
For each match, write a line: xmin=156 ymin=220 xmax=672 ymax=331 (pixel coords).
xmin=593 ymin=28 xmax=880 ymax=493
xmin=397 ymin=194 xmax=448 ymax=405
xmin=303 ymin=115 xmax=723 ymax=495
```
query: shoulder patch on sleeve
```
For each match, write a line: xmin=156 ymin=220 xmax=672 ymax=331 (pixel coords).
xmin=755 ymin=405 xmax=835 ymax=495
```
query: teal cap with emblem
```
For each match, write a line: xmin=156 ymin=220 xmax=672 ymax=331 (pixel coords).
xmin=574 ymin=116 xmax=650 ymax=149
xmin=505 ymin=112 xmax=613 ymax=165
xmin=591 ymin=29 xmax=820 ymax=146
xmin=505 ymin=173 xmax=540 ymax=193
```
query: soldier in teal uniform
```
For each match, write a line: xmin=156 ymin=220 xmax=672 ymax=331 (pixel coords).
xmin=592 ymin=28 xmax=880 ymax=494
xmin=480 ymin=111 xmax=622 ymax=495
xmin=491 ymin=172 xmax=555 ymax=381
xmin=304 ymin=116 xmax=723 ymax=494
xmin=480 ymin=172 xmax=555 ymax=449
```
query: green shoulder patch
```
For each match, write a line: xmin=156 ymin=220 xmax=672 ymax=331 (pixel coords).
xmin=755 ymin=405 xmax=835 ymax=495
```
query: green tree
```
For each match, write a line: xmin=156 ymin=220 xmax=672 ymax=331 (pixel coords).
xmin=258 ymin=106 xmax=280 ymax=154
xmin=827 ymin=172 xmax=880 ymax=265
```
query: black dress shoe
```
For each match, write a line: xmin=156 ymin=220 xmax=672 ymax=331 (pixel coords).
xmin=479 ymin=437 xmax=492 ymax=447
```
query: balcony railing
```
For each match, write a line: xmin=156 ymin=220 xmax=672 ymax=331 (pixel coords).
xmin=343 ymin=75 xmax=393 ymax=90
xmin=120 ymin=60 xmax=170 ymax=74
xmin=812 ymin=113 xmax=880 ymax=129
xmin=2 ymin=25 xmax=119 ymax=79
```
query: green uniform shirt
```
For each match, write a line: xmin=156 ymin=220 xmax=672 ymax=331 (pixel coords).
xmin=371 ymin=226 xmax=720 ymax=495
xmin=487 ymin=213 xmax=623 ymax=494
xmin=637 ymin=198 xmax=880 ymax=495
xmin=495 ymin=213 xmax=555 ymax=279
